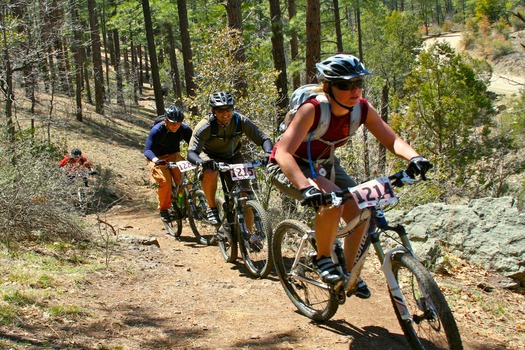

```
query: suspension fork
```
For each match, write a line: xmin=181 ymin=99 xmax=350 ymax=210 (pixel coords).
xmin=291 ymin=230 xmax=315 ymax=272
xmin=233 ymin=187 xmax=255 ymax=240
xmin=371 ymin=224 xmax=417 ymax=322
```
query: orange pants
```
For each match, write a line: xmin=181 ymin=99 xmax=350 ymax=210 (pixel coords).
xmin=148 ymin=153 xmax=184 ymax=210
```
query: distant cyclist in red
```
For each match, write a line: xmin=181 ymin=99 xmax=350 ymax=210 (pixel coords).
xmin=59 ymin=148 xmax=95 ymax=186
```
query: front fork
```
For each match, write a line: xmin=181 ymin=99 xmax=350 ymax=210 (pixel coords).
xmin=371 ymin=224 xmax=417 ymax=322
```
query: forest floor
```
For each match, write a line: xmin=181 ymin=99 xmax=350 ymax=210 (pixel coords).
xmin=1 ymin=32 xmax=524 ymax=350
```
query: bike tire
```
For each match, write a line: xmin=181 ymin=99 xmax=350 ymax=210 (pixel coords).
xmin=163 ymin=205 xmax=183 ymax=238
xmin=391 ymin=252 xmax=463 ymax=350
xmin=187 ymin=189 xmax=211 ymax=245
xmin=238 ymin=200 xmax=273 ymax=278
xmin=272 ymin=219 xmax=339 ymax=321
xmin=216 ymin=198 xmax=238 ymax=263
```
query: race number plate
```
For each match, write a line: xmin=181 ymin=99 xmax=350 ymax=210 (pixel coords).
xmin=176 ymin=160 xmax=197 ymax=173
xmin=230 ymin=163 xmax=255 ymax=181
xmin=349 ymin=177 xmax=398 ymax=209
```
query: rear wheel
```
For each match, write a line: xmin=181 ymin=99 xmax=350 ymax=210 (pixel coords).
xmin=238 ymin=200 xmax=273 ymax=278
xmin=391 ymin=252 xmax=463 ymax=349
xmin=187 ymin=189 xmax=212 ymax=245
xmin=216 ymin=198 xmax=238 ymax=263
xmin=272 ymin=219 xmax=339 ymax=321
xmin=162 ymin=205 xmax=183 ymax=238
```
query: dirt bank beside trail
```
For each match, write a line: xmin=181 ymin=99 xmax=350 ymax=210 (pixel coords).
xmin=424 ymin=32 xmax=525 ymax=95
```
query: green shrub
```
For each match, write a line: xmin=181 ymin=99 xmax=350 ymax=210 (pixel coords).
xmin=510 ymin=7 xmax=525 ymax=30
xmin=0 ymin=134 xmax=88 ymax=248
xmin=488 ymin=37 xmax=516 ymax=59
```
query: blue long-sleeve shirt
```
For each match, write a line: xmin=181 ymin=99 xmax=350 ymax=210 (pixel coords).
xmin=144 ymin=122 xmax=193 ymax=161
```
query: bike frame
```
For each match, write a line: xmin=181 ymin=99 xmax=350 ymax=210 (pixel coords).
xmin=167 ymin=161 xmax=202 ymax=216
xmin=217 ymin=167 xmax=256 ymax=238
xmin=293 ymin=172 xmax=423 ymax=319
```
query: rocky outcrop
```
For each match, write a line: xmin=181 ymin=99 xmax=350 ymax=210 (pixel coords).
xmin=387 ymin=197 xmax=525 ymax=284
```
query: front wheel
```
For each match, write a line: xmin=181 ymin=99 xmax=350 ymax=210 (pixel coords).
xmin=162 ymin=205 xmax=183 ymax=238
xmin=216 ymin=198 xmax=238 ymax=263
xmin=272 ymin=219 xmax=339 ymax=321
xmin=187 ymin=189 xmax=212 ymax=245
xmin=391 ymin=252 xmax=463 ymax=349
xmin=238 ymin=200 xmax=273 ymax=278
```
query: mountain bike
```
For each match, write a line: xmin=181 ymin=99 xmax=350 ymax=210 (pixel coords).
xmin=69 ymin=170 xmax=97 ymax=214
xmin=163 ymin=161 xmax=212 ymax=245
xmin=272 ymin=169 xmax=463 ymax=349
xmin=213 ymin=159 xmax=273 ymax=278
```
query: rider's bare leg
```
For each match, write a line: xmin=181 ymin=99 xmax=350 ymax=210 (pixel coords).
xmin=202 ymin=170 xmax=218 ymax=208
xmin=342 ymin=201 xmax=370 ymax=272
xmin=312 ymin=177 xmax=342 ymax=259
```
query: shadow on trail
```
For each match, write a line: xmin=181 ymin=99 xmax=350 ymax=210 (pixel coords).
xmin=314 ymin=318 xmax=408 ymax=349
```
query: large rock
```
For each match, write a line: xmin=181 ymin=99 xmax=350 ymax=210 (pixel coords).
xmin=387 ymin=197 xmax=525 ymax=283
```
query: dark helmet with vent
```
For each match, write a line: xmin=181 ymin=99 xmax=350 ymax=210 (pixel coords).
xmin=164 ymin=105 xmax=184 ymax=123
xmin=209 ymin=92 xmax=235 ymax=107
xmin=71 ymin=148 xmax=82 ymax=156
xmin=316 ymin=54 xmax=371 ymax=82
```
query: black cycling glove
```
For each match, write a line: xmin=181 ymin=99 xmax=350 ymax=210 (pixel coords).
xmin=300 ymin=186 xmax=326 ymax=208
xmin=154 ymin=159 xmax=167 ymax=166
xmin=200 ymin=159 xmax=218 ymax=171
xmin=408 ymin=156 xmax=433 ymax=180
xmin=262 ymin=152 xmax=271 ymax=166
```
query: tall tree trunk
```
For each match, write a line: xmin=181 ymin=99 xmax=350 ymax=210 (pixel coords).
xmin=225 ymin=0 xmax=248 ymax=95
xmin=305 ymin=0 xmax=321 ymax=83
xmin=101 ymin=0 xmax=111 ymax=102
xmin=138 ymin=45 xmax=143 ymax=94
xmin=70 ymin=0 xmax=84 ymax=121
xmin=83 ymin=65 xmax=93 ymax=104
xmin=1 ymin=6 xmax=15 ymax=144
xmin=333 ymin=0 xmax=344 ymax=52
xmin=378 ymin=84 xmax=389 ymax=174
xmin=177 ymin=0 xmax=197 ymax=98
xmin=123 ymin=40 xmax=131 ymax=86
xmin=141 ymin=0 xmax=164 ymax=115
xmin=287 ymin=0 xmax=300 ymax=89
xmin=269 ymin=0 xmax=289 ymax=113
xmin=356 ymin=2 xmax=363 ymax=62
xmin=167 ymin=24 xmax=182 ymax=100
xmin=113 ymin=29 xmax=125 ymax=107
xmin=87 ymin=0 xmax=105 ymax=114
xmin=130 ymin=32 xmax=139 ymax=105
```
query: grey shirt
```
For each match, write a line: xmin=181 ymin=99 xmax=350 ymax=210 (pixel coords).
xmin=187 ymin=112 xmax=271 ymax=162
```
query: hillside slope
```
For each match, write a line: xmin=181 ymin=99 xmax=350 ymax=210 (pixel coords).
xmin=1 ymin=89 xmax=523 ymax=349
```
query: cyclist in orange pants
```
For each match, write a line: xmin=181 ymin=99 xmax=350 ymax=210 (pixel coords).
xmin=144 ymin=106 xmax=192 ymax=222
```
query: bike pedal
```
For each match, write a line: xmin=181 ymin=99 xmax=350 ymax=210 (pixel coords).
xmin=336 ymin=289 xmax=346 ymax=305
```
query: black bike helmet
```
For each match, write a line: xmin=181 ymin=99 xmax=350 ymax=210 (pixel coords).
xmin=316 ymin=54 xmax=371 ymax=82
xmin=71 ymin=148 xmax=82 ymax=156
xmin=164 ymin=105 xmax=184 ymax=123
xmin=209 ymin=92 xmax=235 ymax=108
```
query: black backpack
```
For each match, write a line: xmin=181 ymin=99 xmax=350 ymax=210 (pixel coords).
xmin=150 ymin=115 xmax=166 ymax=128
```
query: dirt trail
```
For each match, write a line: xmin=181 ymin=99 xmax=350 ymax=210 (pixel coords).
xmin=71 ymin=199 xmax=510 ymax=350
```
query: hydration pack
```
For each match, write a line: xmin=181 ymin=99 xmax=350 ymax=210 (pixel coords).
xmin=281 ymin=84 xmax=365 ymax=141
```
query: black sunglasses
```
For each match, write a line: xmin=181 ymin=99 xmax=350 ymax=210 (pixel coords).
xmin=214 ymin=106 xmax=234 ymax=112
xmin=331 ymin=79 xmax=365 ymax=90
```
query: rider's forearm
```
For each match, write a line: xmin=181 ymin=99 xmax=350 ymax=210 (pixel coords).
xmin=187 ymin=150 xmax=203 ymax=165
xmin=390 ymin=138 xmax=420 ymax=161
xmin=275 ymin=153 xmax=311 ymax=190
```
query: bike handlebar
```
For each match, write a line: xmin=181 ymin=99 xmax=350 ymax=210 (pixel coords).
xmin=320 ymin=169 xmax=416 ymax=206
xmin=216 ymin=158 xmax=267 ymax=172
